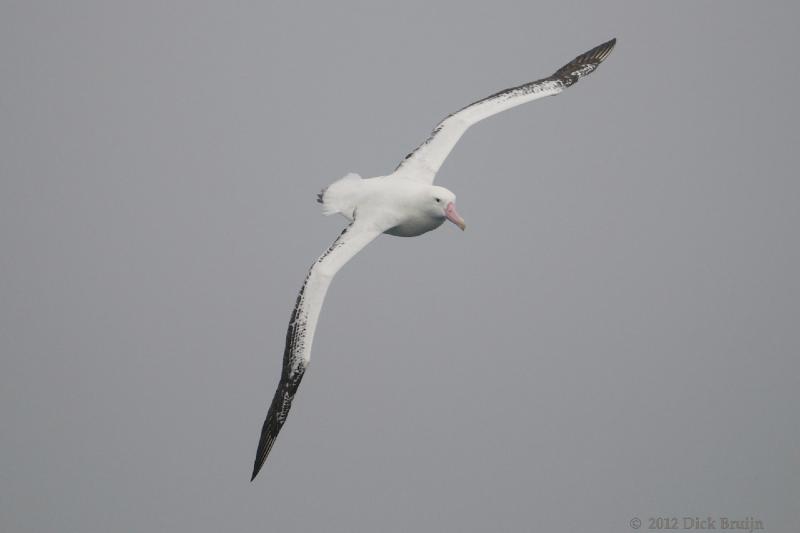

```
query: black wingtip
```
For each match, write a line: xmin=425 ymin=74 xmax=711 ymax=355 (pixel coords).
xmin=594 ymin=38 xmax=617 ymax=58
xmin=250 ymin=400 xmax=285 ymax=482
xmin=251 ymin=450 xmax=267 ymax=481
xmin=250 ymin=440 xmax=270 ymax=482
xmin=573 ymin=38 xmax=617 ymax=67
xmin=552 ymin=38 xmax=617 ymax=87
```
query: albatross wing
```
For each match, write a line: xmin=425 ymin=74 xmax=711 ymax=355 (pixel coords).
xmin=394 ymin=38 xmax=616 ymax=184
xmin=251 ymin=219 xmax=381 ymax=481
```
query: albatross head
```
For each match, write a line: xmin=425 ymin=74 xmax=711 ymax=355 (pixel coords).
xmin=429 ymin=186 xmax=466 ymax=231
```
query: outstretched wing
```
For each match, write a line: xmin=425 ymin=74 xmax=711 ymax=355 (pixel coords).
xmin=251 ymin=219 xmax=381 ymax=481
xmin=393 ymin=38 xmax=616 ymax=184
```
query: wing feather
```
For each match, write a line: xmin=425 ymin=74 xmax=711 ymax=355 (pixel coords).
xmin=251 ymin=220 xmax=381 ymax=480
xmin=394 ymin=38 xmax=616 ymax=184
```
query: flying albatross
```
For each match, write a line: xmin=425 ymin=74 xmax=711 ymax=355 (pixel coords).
xmin=251 ymin=38 xmax=616 ymax=480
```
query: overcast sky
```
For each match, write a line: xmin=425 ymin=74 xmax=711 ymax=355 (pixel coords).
xmin=1 ymin=1 xmax=798 ymax=532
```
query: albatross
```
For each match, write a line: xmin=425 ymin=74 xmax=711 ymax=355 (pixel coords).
xmin=251 ymin=38 xmax=616 ymax=480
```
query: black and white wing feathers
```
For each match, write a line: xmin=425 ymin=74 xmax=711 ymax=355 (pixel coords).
xmin=251 ymin=220 xmax=381 ymax=481
xmin=394 ymin=38 xmax=616 ymax=184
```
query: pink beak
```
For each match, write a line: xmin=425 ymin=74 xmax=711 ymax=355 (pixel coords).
xmin=445 ymin=202 xmax=466 ymax=231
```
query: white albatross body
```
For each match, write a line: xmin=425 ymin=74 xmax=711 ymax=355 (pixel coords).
xmin=251 ymin=38 xmax=616 ymax=480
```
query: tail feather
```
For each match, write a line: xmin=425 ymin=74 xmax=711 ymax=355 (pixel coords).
xmin=317 ymin=172 xmax=362 ymax=216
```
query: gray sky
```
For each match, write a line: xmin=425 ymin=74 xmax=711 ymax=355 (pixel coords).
xmin=1 ymin=1 xmax=798 ymax=532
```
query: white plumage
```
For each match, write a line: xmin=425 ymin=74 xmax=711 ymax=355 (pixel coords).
xmin=251 ymin=38 xmax=616 ymax=481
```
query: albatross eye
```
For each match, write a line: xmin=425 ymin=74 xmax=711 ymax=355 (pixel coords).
xmin=435 ymin=198 xmax=441 ymax=203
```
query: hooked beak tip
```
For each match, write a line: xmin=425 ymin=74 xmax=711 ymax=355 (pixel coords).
xmin=445 ymin=202 xmax=466 ymax=232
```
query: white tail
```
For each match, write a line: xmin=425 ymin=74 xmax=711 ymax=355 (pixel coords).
xmin=317 ymin=173 xmax=363 ymax=217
